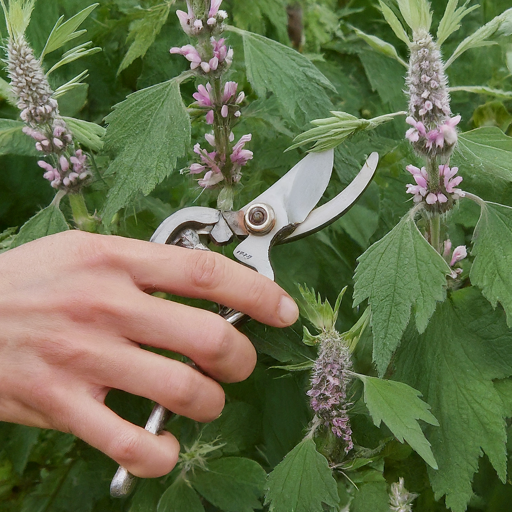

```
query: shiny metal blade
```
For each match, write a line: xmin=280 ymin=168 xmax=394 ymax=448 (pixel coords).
xmin=281 ymin=152 xmax=379 ymax=243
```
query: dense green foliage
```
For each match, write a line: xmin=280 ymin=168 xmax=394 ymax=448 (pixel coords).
xmin=2 ymin=0 xmax=512 ymax=511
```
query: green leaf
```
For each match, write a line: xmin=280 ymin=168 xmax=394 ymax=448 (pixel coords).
xmin=396 ymin=0 xmax=432 ymax=34
xmin=5 ymin=425 xmax=40 ymax=474
xmin=61 ymin=116 xmax=105 ymax=152
xmin=12 ymin=203 xmax=69 ymax=247
xmin=471 ymin=202 xmax=512 ymax=325
xmin=54 ymin=70 xmax=89 ymax=99
xmin=229 ymin=26 xmax=335 ymax=126
xmin=46 ymin=42 xmax=101 ymax=75
xmin=0 ymin=119 xmax=39 ymax=156
xmin=353 ymin=213 xmax=451 ymax=375
xmin=446 ymin=8 xmax=512 ymax=68
xmin=1 ymin=0 xmax=35 ymax=40
xmin=0 ymin=76 xmax=15 ymax=105
xmin=453 ymin=128 xmax=512 ymax=205
xmin=437 ymin=0 xmax=480 ymax=46
xmin=351 ymin=482 xmax=390 ymax=512
xmin=191 ymin=457 xmax=266 ymax=512
xmin=41 ymin=4 xmax=99 ymax=59
xmin=265 ymin=439 xmax=339 ymax=512
xmin=378 ymin=0 xmax=410 ymax=46
xmin=353 ymin=27 xmax=408 ymax=67
xmin=356 ymin=374 xmax=439 ymax=468
xmin=101 ymin=77 xmax=191 ymax=224
xmin=118 ymin=3 xmax=171 ymax=74
xmin=449 ymin=85 xmax=512 ymax=100
xmin=395 ymin=287 xmax=512 ymax=512
xmin=158 ymin=478 xmax=205 ymax=512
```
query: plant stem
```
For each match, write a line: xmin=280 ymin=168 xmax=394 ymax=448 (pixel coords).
xmin=430 ymin=213 xmax=441 ymax=253
xmin=68 ymin=193 xmax=97 ymax=233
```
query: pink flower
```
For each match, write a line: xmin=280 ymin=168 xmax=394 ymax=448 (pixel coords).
xmin=170 ymin=45 xmax=202 ymax=69
xmin=438 ymin=115 xmax=461 ymax=146
xmin=405 ymin=116 xmax=426 ymax=142
xmin=425 ymin=128 xmax=444 ymax=149
xmin=209 ymin=0 xmax=223 ymax=17
xmin=450 ymin=245 xmax=467 ymax=267
xmin=231 ymin=134 xmax=253 ymax=167
xmin=440 ymin=165 xmax=464 ymax=193
xmin=190 ymin=163 xmax=206 ymax=174
xmin=198 ymin=170 xmax=224 ymax=188
xmin=222 ymin=81 xmax=237 ymax=103
xmin=206 ymin=110 xmax=214 ymax=124
xmin=443 ymin=239 xmax=452 ymax=257
xmin=193 ymin=84 xmax=213 ymax=107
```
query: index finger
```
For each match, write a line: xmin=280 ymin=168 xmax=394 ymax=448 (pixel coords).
xmin=99 ymin=234 xmax=299 ymax=327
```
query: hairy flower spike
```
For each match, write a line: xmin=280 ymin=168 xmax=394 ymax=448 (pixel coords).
xmin=389 ymin=478 xmax=418 ymax=512
xmin=307 ymin=332 xmax=353 ymax=453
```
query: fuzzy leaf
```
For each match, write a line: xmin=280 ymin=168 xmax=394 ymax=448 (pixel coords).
xmin=191 ymin=458 xmax=266 ymax=512
xmin=446 ymin=8 xmax=512 ymax=68
xmin=1 ymin=0 xmax=35 ymax=40
xmin=437 ymin=0 xmax=480 ymax=46
xmin=471 ymin=202 xmax=512 ymax=325
xmin=101 ymin=77 xmax=191 ymax=224
xmin=41 ymin=4 xmax=98 ymax=58
xmin=118 ymin=3 xmax=170 ymax=74
xmin=378 ymin=0 xmax=410 ymax=45
xmin=12 ymin=204 xmax=69 ymax=247
xmin=0 ymin=119 xmax=39 ymax=156
xmin=353 ymin=214 xmax=451 ymax=375
xmin=396 ymin=0 xmax=432 ymax=34
xmin=229 ymin=26 xmax=335 ymax=126
xmin=62 ymin=116 xmax=105 ymax=152
xmin=265 ymin=439 xmax=339 ymax=512
xmin=357 ymin=375 xmax=439 ymax=468
xmin=395 ymin=288 xmax=512 ymax=512
xmin=158 ymin=478 xmax=205 ymax=512
xmin=353 ymin=27 xmax=407 ymax=67
xmin=449 ymin=85 xmax=512 ymax=100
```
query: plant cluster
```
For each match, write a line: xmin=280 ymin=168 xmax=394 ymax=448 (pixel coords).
xmin=1 ymin=1 xmax=512 ymax=511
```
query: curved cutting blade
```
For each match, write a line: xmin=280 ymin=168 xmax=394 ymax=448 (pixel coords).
xmin=281 ymin=152 xmax=379 ymax=243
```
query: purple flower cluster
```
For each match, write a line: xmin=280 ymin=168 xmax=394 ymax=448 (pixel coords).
xmin=171 ymin=0 xmax=252 ymax=191
xmin=7 ymin=37 xmax=90 ymax=193
xmin=307 ymin=335 xmax=353 ymax=453
xmin=406 ymin=164 xmax=465 ymax=209
xmin=405 ymin=31 xmax=460 ymax=158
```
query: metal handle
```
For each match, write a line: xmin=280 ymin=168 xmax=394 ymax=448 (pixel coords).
xmin=110 ymin=226 xmax=248 ymax=497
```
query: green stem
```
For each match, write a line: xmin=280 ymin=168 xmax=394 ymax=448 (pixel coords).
xmin=430 ymin=213 xmax=441 ymax=253
xmin=68 ymin=193 xmax=97 ymax=233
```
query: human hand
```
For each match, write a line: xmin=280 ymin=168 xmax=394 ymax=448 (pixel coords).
xmin=0 ymin=231 xmax=298 ymax=478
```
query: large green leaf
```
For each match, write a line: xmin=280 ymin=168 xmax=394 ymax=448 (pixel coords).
xmin=158 ymin=478 xmax=204 ymax=512
xmin=101 ymin=77 xmax=191 ymax=224
xmin=471 ymin=201 xmax=512 ymax=325
xmin=265 ymin=439 xmax=339 ymax=512
xmin=0 ymin=119 xmax=39 ymax=157
xmin=353 ymin=214 xmax=451 ymax=375
xmin=357 ymin=375 xmax=439 ymax=468
xmin=395 ymin=287 xmax=512 ymax=512
xmin=453 ymin=128 xmax=512 ymax=205
xmin=229 ymin=27 xmax=335 ymax=127
xmin=191 ymin=457 xmax=266 ymax=512
xmin=12 ymin=204 xmax=69 ymax=248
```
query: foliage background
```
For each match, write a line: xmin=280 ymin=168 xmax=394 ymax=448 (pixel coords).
xmin=1 ymin=0 xmax=512 ymax=510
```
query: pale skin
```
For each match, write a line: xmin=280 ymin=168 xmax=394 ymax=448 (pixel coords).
xmin=0 ymin=230 xmax=299 ymax=478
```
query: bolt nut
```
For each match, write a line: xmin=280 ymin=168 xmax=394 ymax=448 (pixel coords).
xmin=244 ymin=203 xmax=276 ymax=235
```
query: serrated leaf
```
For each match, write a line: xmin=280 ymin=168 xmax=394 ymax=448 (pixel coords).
xmin=394 ymin=287 xmax=512 ymax=512
xmin=12 ymin=203 xmax=69 ymax=247
xmin=357 ymin=375 xmax=438 ymax=468
xmin=353 ymin=214 xmax=451 ymax=375
xmin=229 ymin=26 xmax=335 ymax=127
xmin=158 ymin=478 xmax=204 ymax=512
xmin=101 ymin=77 xmax=191 ymax=224
xmin=61 ymin=116 xmax=105 ymax=152
xmin=41 ymin=4 xmax=99 ymax=58
xmin=118 ymin=3 xmax=171 ymax=74
xmin=0 ymin=119 xmax=39 ymax=156
xmin=453 ymin=127 xmax=512 ymax=204
xmin=437 ymin=0 xmax=480 ymax=46
xmin=353 ymin=27 xmax=407 ymax=67
xmin=446 ymin=8 xmax=512 ymax=68
xmin=378 ymin=0 xmax=410 ymax=46
xmin=191 ymin=457 xmax=266 ymax=512
xmin=471 ymin=202 xmax=512 ymax=325
xmin=265 ymin=439 xmax=339 ymax=512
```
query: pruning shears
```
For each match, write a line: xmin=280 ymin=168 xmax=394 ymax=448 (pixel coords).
xmin=110 ymin=149 xmax=379 ymax=497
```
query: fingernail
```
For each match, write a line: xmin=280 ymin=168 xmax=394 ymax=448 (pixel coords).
xmin=278 ymin=296 xmax=299 ymax=325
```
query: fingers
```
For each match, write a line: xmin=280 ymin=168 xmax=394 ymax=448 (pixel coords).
xmin=70 ymin=395 xmax=180 ymax=478
xmin=96 ymin=344 xmax=225 ymax=423
xmin=99 ymin=234 xmax=299 ymax=327
xmin=116 ymin=293 xmax=257 ymax=383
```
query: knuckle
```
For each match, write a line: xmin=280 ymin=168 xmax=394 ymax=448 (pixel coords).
xmin=110 ymin=430 xmax=143 ymax=467
xmin=73 ymin=233 xmax=115 ymax=269
xmin=189 ymin=251 xmax=223 ymax=291
xmin=201 ymin=315 xmax=232 ymax=363
xmin=166 ymin=367 xmax=198 ymax=411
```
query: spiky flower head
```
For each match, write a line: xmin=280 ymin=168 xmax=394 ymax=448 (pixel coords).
xmin=389 ymin=477 xmax=418 ymax=512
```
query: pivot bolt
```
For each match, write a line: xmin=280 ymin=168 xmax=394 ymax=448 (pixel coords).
xmin=244 ymin=204 xmax=276 ymax=235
